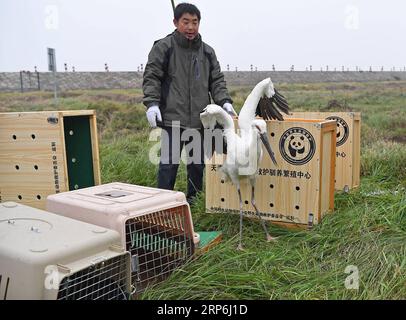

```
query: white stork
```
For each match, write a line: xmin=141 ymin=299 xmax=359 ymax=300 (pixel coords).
xmin=200 ymin=77 xmax=290 ymax=250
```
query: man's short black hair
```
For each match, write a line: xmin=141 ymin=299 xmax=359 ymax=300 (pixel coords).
xmin=174 ymin=3 xmax=201 ymax=21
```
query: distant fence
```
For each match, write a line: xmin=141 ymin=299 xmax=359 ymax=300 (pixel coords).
xmin=19 ymin=71 xmax=41 ymax=92
xmin=1 ymin=71 xmax=406 ymax=92
xmin=0 ymin=72 xmax=142 ymax=93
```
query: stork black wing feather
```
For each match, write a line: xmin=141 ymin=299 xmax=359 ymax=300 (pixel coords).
xmin=263 ymin=97 xmax=284 ymax=120
xmin=255 ymin=97 xmax=262 ymax=118
xmin=263 ymin=98 xmax=275 ymax=119
xmin=205 ymin=122 xmax=227 ymax=159
xmin=274 ymin=89 xmax=289 ymax=104
xmin=270 ymin=100 xmax=284 ymax=121
xmin=256 ymin=97 xmax=268 ymax=120
xmin=261 ymin=98 xmax=269 ymax=120
xmin=256 ymin=88 xmax=291 ymax=121
xmin=273 ymin=93 xmax=290 ymax=111
xmin=272 ymin=98 xmax=290 ymax=115
xmin=273 ymin=93 xmax=289 ymax=107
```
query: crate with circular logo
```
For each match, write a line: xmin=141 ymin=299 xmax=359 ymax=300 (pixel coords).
xmin=205 ymin=118 xmax=337 ymax=228
xmin=286 ymin=112 xmax=361 ymax=192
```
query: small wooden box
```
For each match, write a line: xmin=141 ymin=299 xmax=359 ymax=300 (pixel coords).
xmin=206 ymin=118 xmax=336 ymax=228
xmin=0 ymin=110 xmax=101 ymax=209
xmin=286 ymin=112 xmax=361 ymax=191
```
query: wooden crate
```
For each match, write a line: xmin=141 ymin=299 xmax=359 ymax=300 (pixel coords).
xmin=206 ymin=118 xmax=336 ymax=228
xmin=0 ymin=110 xmax=101 ymax=209
xmin=286 ymin=112 xmax=361 ymax=191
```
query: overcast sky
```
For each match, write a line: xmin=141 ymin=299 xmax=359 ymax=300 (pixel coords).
xmin=0 ymin=0 xmax=405 ymax=72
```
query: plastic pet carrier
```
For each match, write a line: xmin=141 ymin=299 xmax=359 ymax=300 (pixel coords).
xmin=46 ymin=182 xmax=195 ymax=295
xmin=0 ymin=202 xmax=131 ymax=300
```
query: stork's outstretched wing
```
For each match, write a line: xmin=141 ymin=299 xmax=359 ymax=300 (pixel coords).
xmin=256 ymin=89 xmax=291 ymax=121
xmin=200 ymin=104 xmax=234 ymax=157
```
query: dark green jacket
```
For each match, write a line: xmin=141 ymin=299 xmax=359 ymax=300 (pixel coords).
xmin=142 ymin=30 xmax=232 ymax=129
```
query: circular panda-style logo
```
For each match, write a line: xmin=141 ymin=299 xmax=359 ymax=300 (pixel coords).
xmin=279 ymin=127 xmax=316 ymax=165
xmin=326 ymin=116 xmax=349 ymax=147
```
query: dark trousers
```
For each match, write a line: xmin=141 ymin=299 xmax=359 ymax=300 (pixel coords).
xmin=158 ymin=126 xmax=205 ymax=201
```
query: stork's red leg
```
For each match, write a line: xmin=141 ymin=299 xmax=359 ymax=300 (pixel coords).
xmin=251 ymin=185 xmax=278 ymax=242
xmin=237 ymin=186 xmax=244 ymax=251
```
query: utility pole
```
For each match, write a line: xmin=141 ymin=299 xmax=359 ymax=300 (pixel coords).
xmin=47 ymin=47 xmax=58 ymax=105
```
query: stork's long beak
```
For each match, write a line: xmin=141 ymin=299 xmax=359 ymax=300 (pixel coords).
xmin=259 ymin=132 xmax=277 ymax=165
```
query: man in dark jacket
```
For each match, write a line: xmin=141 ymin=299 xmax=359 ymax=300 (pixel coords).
xmin=143 ymin=2 xmax=235 ymax=203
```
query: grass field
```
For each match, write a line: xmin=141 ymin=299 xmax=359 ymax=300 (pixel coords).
xmin=1 ymin=81 xmax=405 ymax=299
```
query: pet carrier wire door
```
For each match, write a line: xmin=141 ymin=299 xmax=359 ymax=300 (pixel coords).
xmin=0 ymin=202 xmax=131 ymax=300
xmin=46 ymin=182 xmax=195 ymax=296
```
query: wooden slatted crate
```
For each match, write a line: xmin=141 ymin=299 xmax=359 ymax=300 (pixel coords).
xmin=286 ymin=112 xmax=361 ymax=191
xmin=0 ymin=110 xmax=101 ymax=209
xmin=206 ymin=118 xmax=337 ymax=228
